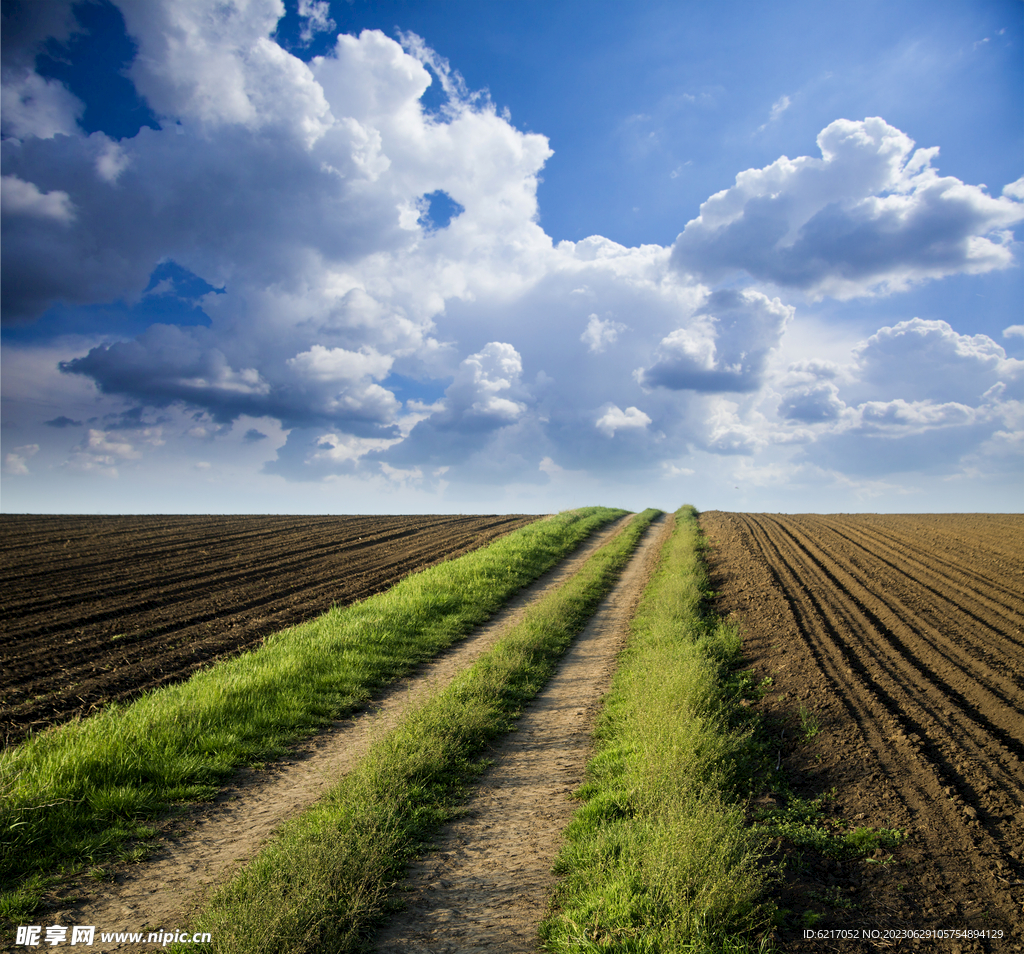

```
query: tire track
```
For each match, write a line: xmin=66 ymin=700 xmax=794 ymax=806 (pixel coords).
xmin=371 ymin=514 xmax=671 ymax=954
xmin=41 ymin=517 xmax=636 ymax=952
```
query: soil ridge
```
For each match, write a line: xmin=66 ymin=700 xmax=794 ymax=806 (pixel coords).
xmin=700 ymin=511 xmax=1023 ymax=953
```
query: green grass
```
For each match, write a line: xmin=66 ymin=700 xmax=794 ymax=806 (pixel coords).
xmin=174 ymin=508 xmax=662 ymax=954
xmin=0 ymin=507 xmax=625 ymax=924
xmin=540 ymin=506 xmax=775 ymax=954
xmin=797 ymin=706 xmax=820 ymax=742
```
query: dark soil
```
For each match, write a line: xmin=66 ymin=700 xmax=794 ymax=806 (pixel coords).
xmin=0 ymin=514 xmax=538 ymax=746
xmin=701 ymin=512 xmax=1024 ymax=953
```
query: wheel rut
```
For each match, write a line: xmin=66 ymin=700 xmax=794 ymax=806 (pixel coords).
xmin=40 ymin=517 xmax=633 ymax=951
xmin=370 ymin=514 xmax=672 ymax=953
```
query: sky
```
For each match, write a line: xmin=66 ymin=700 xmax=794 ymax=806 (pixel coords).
xmin=1 ymin=0 xmax=1022 ymax=515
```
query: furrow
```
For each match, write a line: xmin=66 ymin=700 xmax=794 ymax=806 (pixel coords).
xmin=781 ymin=517 xmax=1024 ymax=750
xmin=736 ymin=515 xmax=1011 ymax=898
xmin=771 ymin=516 xmax=1024 ymax=799
xmin=816 ymin=516 xmax=1024 ymax=649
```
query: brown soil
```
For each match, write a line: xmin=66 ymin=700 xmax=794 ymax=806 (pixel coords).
xmin=0 ymin=514 xmax=537 ymax=746
xmin=35 ymin=516 xmax=635 ymax=952
xmin=700 ymin=512 xmax=1024 ymax=954
xmin=372 ymin=514 xmax=671 ymax=953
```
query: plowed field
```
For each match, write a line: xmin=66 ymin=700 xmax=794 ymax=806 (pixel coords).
xmin=701 ymin=512 xmax=1024 ymax=951
xmin=0 ymin=514 xmax=537 ymax=747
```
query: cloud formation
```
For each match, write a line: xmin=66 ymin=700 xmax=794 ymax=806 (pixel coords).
xmin=774 ymin=319 xmax=1023 ymax=475
xmin=672 ymin=117 xmax=1024 ymax=298
xmin=638 ymin=289 xmax=793 ymax=393
xmin=2 ymin=3 xmax=1021 ymax=501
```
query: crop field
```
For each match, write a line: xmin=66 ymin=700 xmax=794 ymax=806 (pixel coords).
xmin=2 ymin=508 xmax=1022 ymax=953
xmin=0 ymin=514 xmax=537 ymax=745
xmin=702 ymin=512 xmax=1024 ymax=951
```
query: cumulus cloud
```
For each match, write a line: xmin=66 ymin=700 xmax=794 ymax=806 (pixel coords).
xmin=596 ymin=405 xmax=651 ymax=436
xmin=297 ymin=0 xmax=335 ymax=45
xmin=379 ymin=342 xmax=528 ymax=470
xmin=0 ymin=71 xmax=84 ymax=140
xmin=3 ymin=444 xmax=40 ymax=476
xmin=64 ymin=428 xmax=144 ymax=477
xmin=638 ymin=289 xmax=793 ymax=392
xmin=851 ymin=318 xmax=1022 ymax=404
xmin=2 ymin=6 xmax=1020 ymax=498
xmin=1 ymin=175 xmax=76 ymax=223
xmin=672 ymin=117 xmax=1024 ymax=298
xmin=771 ymin=318 xmax=1023 ymax=476
xmin=581 ymin=314 xmax=627 ymax=353
xmin=778 ymin=382 xmax=846 ymax=423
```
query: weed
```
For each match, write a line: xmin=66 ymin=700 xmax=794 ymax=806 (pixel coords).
xmin=816 ymin=886 xmax=857 ymax=910
xmin=798 ymin=706 xmax=820 ymax=742
xmin=751 ymin=794 xmax=905 ymax=861
xmin=175 ymin=510 xmax=660 ymax=954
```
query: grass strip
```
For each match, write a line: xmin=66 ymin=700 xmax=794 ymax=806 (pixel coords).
xmin=540 ymin=505 xmax=774 ymax=954
xmin=176 ymin=508 xmax=662 ymax=954
xmin=0 ymin=506 xmax=625 ymax=923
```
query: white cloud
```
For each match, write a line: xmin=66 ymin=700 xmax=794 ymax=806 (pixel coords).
xmin=672 ymin=117 xmax=1024 ymax=298
xmin=581 ymin=314 xmax=627 ymax=353
xmin=770 ymin=95 xmax=791 ymax=121
xmin=3 ymin=444 xmax=40 ymax=476
xmin=297 ymin=0 xmax=335 ymax=44
xmin=64 ymin=429 xmax=143 ymax=477
xmin=119 ymin=0 xmax=333 ymax=144
xmin=0 ymin=70 xmax=83 ymax=140
xmin=638 ymin=289 xmax=793 ymax=392
xmin=95 ymin=137 xmax=132 ymax=183
xmin=596 ymin=405 xmax=651 ymax=436
xmin=1004 ymin=177 xmax=1024 ymax=201
xmin=757 ymin=94 xmax=791 ymax=131
xmin=851 ymin=318 xmax=1022 ymax=404
xmin=768 ymin=318 xmax=1023 ymax=476
xmin=1 ymin=175 xmax=76 ymax=223
xmin=1004 ymin=325 xmax=1024 ymax=339
xmin=2 ymin=10 xmax=1020 ymax=501
xmin=778 ymin=381 xmax=846 ymax=423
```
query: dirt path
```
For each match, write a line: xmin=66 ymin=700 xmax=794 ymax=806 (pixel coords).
xmin=371 ymin=514 xmax=672 ymax=953
xmin=700 ymin=512 xmax=1024 ymax=954
xmin=41 ymin=516 xmax=633 ymax=951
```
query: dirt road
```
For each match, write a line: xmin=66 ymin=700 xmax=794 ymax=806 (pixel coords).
xmin=38 ymin=517 xmax=634 ymax=952
xmin=372 ymin=514 xmax=671 ymax=952
xmin=701 ymin=512 xmax=1024 ymax=953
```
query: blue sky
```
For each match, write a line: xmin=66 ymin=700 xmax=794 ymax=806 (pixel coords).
xmin=2 ymin=0 xmax=1022 ymax=514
